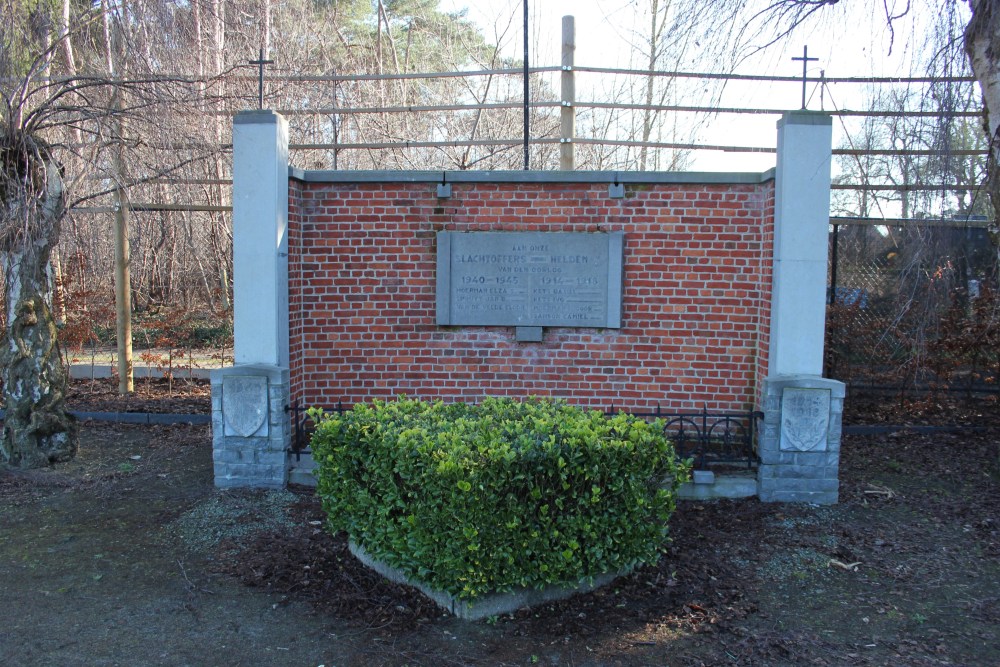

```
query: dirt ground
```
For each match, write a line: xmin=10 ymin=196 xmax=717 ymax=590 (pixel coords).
xmin=1 ymin=380 xmax=998 ymax=666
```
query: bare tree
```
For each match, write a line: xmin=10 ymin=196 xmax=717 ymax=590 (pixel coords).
xmin=693 ymin=1 xmax=999 ymax=226
xmin=1 ymin=6 xmax=82 ymax=466
xmin=0 ymin=1 xmax=214 ymax=466
xmin=631 ymin=0 xmax=699 ymax=171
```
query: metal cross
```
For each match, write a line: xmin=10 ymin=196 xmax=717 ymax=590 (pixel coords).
xmin=791 ymin=45 xmax=818 ymax=110
xmin=249 ymin=48 xmax=274 ymax=110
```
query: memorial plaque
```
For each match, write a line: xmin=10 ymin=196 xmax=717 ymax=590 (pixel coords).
xmin=222 ymin=375 xmax=269 ymax=437
xmin=436 ymin=231 xmax=624 ymax=328
xmin=779 ymin=387 xmax=831 ymax=452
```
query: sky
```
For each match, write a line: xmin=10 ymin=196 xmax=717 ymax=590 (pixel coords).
xmin=438 ymin=0 xmax=953 ymax=173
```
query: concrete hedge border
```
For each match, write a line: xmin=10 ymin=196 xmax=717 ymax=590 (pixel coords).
xmin=310 ymin=397 xmax=690 ymax=601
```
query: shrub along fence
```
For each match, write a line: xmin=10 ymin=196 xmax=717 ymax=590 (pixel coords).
xmin=310 ymin=397 xmax=689 ymax=609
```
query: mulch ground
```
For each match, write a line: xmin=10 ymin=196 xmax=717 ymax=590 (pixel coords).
xmin=66 ymin=377 xmax=211 ymax=415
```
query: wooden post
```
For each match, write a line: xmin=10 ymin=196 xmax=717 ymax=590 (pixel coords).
xmin=560 ymin=15 xmax=575 ymax=171
xmin=522 ymin=0 xmax=530 ymax=170
xmin=111 ymin=90 xmax=133 ymax=393
xmin=113 ymin=195 xmax=133 ymax=394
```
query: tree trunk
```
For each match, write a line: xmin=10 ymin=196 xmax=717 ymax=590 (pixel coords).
xmin=210 ymin=0 xmax=231 ymax=313
xmin=965 ymin=1 xmax=1000 ymax=472
xmin=1 ymin=135 xmax=78 ymax=468
xmin=640 ymin=0 xmax=662 ymax=171
xmin=965 ymin=0 xmax=1000 ymax=244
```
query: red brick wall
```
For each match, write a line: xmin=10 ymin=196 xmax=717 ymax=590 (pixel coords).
xmin=288 ymin=179 xmax=774 ymax=412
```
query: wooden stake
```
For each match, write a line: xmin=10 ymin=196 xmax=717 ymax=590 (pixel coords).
xmin=111 ymin=90 xmax=133 ymax=394
xmin=560 ymin=15 xmax=575 ymax=171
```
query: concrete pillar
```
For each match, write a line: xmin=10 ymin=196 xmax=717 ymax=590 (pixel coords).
xmin=759 ymin=112 xmax=844 ymax=504
xmin=211 ymin=110 xmax=291 ymax=489
xmin=770 ymin=111 xmax=832 ymax=376
xmin=232 ymin=110 xmax=289 ymax=368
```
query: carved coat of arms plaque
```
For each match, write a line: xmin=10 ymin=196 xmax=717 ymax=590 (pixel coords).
xmin=780 ymin=387 xmax=831 ymax=452
xmin=223 ymin=375 xmax=269 ymax=437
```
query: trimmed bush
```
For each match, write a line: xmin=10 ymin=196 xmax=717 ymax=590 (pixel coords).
xmin=310 ymin=397 xmax=690 ymax=600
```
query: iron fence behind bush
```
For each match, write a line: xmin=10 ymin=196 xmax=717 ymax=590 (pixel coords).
xmin=286 ymin=401 xmax=760 ymax=471
xmin=610 ymin=406 xmax=761 ymax=470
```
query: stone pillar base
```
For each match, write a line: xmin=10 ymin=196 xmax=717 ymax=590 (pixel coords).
xmin=759 ymin=374 xmax=845 ymax=504
xmin=211 ymin=364 xmax=291 ymax=488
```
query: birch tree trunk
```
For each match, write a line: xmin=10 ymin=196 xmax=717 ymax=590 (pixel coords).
xmin=964 ymin=0 xmax=1000 ymax=243
xmin=1 ymin=132 xmax=78 ymax=468
xmin=639 ymin=0 xmax=663 ymax=171
xmin=210 ymin=0 xmax=232 ymax=313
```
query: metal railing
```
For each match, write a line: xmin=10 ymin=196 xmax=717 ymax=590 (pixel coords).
xmin=608 ymin=405 xmax=761 ymax=470
xmin=286 ymin=401 xmax=760 ymax=470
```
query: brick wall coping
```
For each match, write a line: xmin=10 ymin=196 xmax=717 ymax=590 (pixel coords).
xmin=288 ymin=168 xmax=776 ymax=186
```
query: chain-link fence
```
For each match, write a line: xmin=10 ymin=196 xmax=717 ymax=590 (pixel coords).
xmin=825 ymin=220 xmax=1000 ymax=389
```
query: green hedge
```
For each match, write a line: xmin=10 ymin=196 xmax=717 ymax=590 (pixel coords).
xmin=310 ymin=397 xmax=690 ymax=600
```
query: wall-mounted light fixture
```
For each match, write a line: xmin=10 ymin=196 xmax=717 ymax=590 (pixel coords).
xmin=437 ymin=172 xmax=452 ymax=198
xmin=608 ymin=173 xmax=624 ymax=199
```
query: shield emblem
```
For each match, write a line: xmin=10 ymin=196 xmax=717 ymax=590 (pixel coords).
xmin=222 ymin=375 xmax=269 ymax=437
xmin=780 ymin=388 xmax=830 ymax=452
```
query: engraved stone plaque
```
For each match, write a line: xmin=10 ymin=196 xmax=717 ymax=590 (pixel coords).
xmin=780 ymin=387 xmax=831 ymax=452
xmin=223 ymin=375 xmax=269 ymax=437
xmin=437 ymin=231 xmax=624 ymax=328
